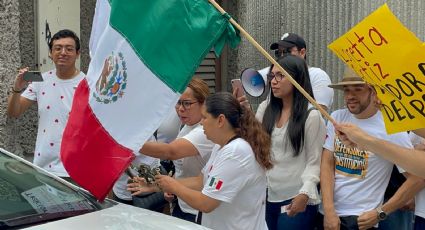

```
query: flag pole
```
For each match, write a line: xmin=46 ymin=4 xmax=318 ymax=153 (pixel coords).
xmin=208 ymin=0 xmax=335 ymax=124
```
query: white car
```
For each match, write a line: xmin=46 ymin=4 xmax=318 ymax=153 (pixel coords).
xmin=0 ymin=148 xmax=210 ymax=230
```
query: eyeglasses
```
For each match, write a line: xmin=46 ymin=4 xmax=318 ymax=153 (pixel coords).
xmin=52 ymin=45 xmax=76 ymax=54
xmin=274 ymin=47 xmax=299 ymax=58
xmin=175 ymin=100 xmax=198 ymax=110
xmin=267 ymin=72 xmax=285 ymax=82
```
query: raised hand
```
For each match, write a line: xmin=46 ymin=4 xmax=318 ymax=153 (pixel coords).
xmin=14 ymin=67 xmax=30 ymax=91
xmin=233 ymin=88 xmax=251 ymax=111
xmin=334 ymin=123 xmax=370 ymax=149
xmin=154 ymin=174 xmax=179 ymax=194
xmin=127 ymin=176 xmax=160 ymax=195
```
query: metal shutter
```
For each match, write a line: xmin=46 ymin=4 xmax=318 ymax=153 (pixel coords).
xmin=195 ymin=50 xmax=221 ymax=93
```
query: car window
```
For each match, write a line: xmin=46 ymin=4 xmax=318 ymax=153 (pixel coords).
xmin=0 ymin=151 xmax=98 ymax=228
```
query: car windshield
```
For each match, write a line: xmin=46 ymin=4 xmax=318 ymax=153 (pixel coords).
xmin=0 ymin=149 xmax=100 ymax=229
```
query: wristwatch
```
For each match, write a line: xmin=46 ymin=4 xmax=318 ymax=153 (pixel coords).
xmin=376 ymin=206 xmax=387 ymax=221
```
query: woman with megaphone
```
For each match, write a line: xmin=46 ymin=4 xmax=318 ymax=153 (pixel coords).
xmin=256 ymin=54 xmax=326 ymax=230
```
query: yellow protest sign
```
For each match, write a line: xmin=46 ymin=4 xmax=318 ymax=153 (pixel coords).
xmin=328 ymin=4 xmax=425 ymax=134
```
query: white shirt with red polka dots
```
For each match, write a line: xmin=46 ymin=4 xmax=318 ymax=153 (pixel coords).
xmin=21 ymin=69 xmax=85 ymax=177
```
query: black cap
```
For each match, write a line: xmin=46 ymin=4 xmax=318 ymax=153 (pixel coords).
xmin=270 ymin=33 xmax=306 ymax=50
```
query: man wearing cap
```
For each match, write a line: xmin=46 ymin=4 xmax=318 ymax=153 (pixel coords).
xmin=270 ymin=33 xmax=334 ymax=111
xmin=319 ymin=67 xmax=423 ymax=230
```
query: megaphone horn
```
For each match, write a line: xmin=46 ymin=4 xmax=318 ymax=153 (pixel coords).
xmin=240 ymin=67 xmax=270 ymax=97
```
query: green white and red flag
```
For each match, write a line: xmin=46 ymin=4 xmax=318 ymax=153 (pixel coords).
xmin=60 ymin=0 xmax=239 ymax=200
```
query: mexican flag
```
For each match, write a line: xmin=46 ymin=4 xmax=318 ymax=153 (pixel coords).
xmin=61 ymin=0 xmax=239 ymax=200
xmin=208 ymin=177 xmax=223 ymax=190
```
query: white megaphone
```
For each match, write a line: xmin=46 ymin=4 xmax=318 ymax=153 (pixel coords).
xmin=240 ymin=67 xmax=270 ymax=97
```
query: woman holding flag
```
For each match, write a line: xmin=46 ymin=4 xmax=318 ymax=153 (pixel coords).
xmin=129 ymin=92 xmax=272 ymax=230
xmin=137 ymin=77 xmax=214 ymax=222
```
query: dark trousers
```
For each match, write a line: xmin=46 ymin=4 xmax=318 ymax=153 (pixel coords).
xmin=415 ymin=215 xmax=425 ymax=230
xmin=132 ymin=192 xmax=167 ymax=213
xmin=377 ymin=209 xmax=413 ymax=230
xmin=266 ymin=199 xmax=318 ymax=230
xmin=112 ymin=192 xmax=133 ymax=205
xmin=172 ymin=201 xmax=196 ymax=223
xmin=339 ymin=216 xmax=360 ymax=230
xmin=316 ymin=213 xmax=377 ymax=230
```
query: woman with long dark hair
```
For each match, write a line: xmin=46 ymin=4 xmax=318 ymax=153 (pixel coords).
xmin=256 ymin=54 xmax=326 ymax=230
xmin=129 ymin=92 xmax=272 ymax=230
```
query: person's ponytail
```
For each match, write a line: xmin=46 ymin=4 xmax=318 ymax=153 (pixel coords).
xmin=238 ymin=108 xmax=273 ymax=170
xmin=206 ymin=92 xmax=273 ymax=170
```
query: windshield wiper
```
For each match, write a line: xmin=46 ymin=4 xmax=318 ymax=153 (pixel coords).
xmin=75 ymin=188 xmax=117 ymax=209
xmin=0 ymin=210 xmax=92 ymax=229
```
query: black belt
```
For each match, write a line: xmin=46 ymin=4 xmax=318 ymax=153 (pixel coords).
xmin=196 ymin=211 xmax=202 ymax=224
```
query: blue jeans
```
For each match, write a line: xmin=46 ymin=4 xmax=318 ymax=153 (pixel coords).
xmin=377 ymin=209 xmax=413 ymax=230
xmin=266 ymin=199 xmax=318 ymax=230
xmin=415 ymin=215 xmax=425 ymax=230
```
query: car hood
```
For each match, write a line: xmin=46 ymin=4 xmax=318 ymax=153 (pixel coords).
xmin=23 ymin=203 xmax=211 ymax=230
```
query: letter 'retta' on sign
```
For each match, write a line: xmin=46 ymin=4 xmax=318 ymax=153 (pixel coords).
xmin=328 ymin=3 xmax=425 ymax=134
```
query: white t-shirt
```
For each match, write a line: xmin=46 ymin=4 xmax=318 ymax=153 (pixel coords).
xmin=416 ymin=189 xmax=425 ymax=219
xmin=256 ymin=101 xmax=325 ymax=204
xmin=173 ymin=123 xmax=214 ymax=215
xmin=156 ymin=109 xmax=181 ymax=143
xmin=323 ymin=109 xmax=412 ymax=216
xmin=112 ymin=146 xmax=160 ymax=200
xmin=21 ymin=69 xmax=85 ymax=177
xmin=409 ymin=132 xmax=424 ymax=146
xmin=113 ymin=111 xmax=181 ymax=201
xmin=410 ymin=133 xmax=425 ymax=218
xmin=308 ymin=67 xmax=334 ymax=110
xmin=201 ymin=138 xmax=268 ymax=230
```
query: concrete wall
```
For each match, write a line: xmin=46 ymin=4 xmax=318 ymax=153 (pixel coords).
xmin=80 ymin=0 xmax=96 ymax=74
xmin=0 ymin=0 xmax=27 ymax=157
xmin=225 ymin=0 xmax=425 ymax=111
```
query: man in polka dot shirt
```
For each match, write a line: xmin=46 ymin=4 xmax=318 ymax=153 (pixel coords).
xmin=7 ymin=29 xmax=85 ymax=181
